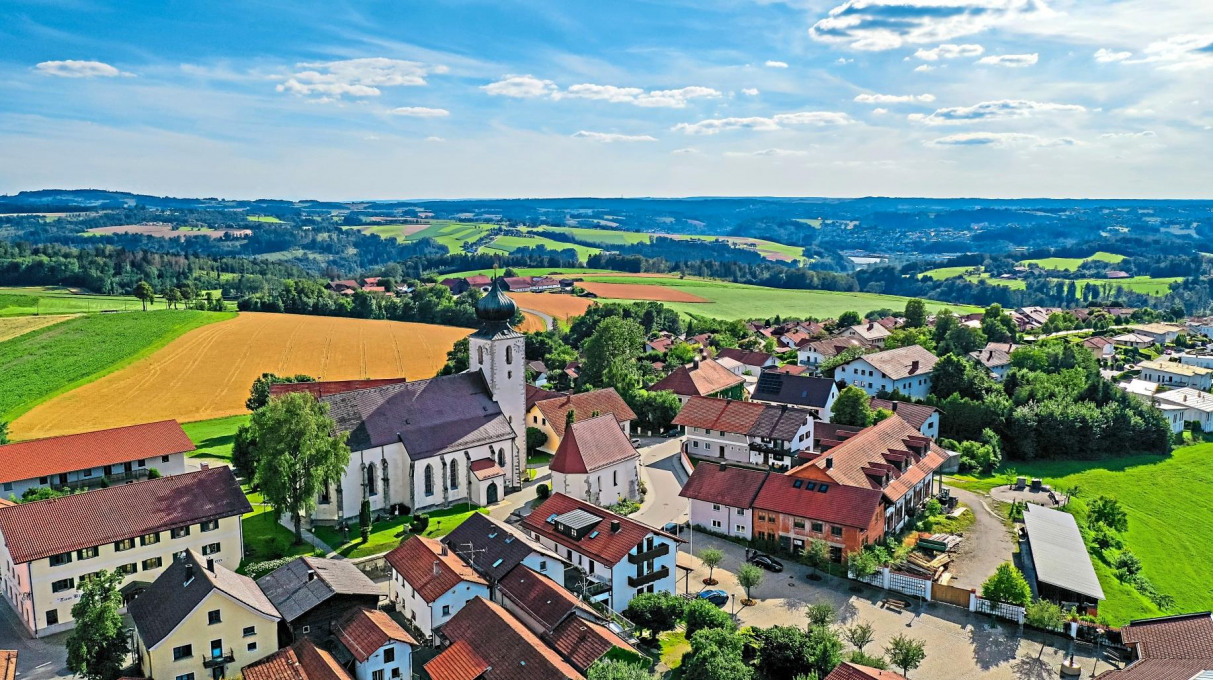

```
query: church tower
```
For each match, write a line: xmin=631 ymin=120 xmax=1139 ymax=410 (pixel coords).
xmin=468 ymin=277 xmax=526 ymax=491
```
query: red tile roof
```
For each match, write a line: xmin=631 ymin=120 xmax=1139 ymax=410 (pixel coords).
xmin=715 ymin=348 xmax=775 ymax=367
xmin=0 ymin=466 xmax=249 ymax=564
xmin=384 ymin=536 xmax=487 ymax=604
xmin=1098 ymin=612 xmax=1213 ymax=680
xmin=243 ymin=639 xmax=350 ymax=680
xmin=550 ymin=415 xmax=638 ymax=475
xmin=650 ymin=359 xmax=744 ymax=397
xmin=799 ymin=336 xmax=872 ymax=356
xmin=531 ymin=389 xmax=637 ymax=440
xmin=0 ymin=420 xmax=194 ymax=485
xmin=679 ymin=463 xmax=769 ymax=509
xmin=546 ymin=615 xmax=637 ymax=673
xmin=522 ymin=493 xmax=676 ymax=567
xmin=526 ymin=385 xmax=566 ymax=410
xmin=672 ymin=396 xmax=813 ymax=441
xmin=791 ymin=417 xmax=945 ymax=504
xmin=498 ymin=564 xmax=590 ymax=632
xmin=770 ymin=364 xmax=808 ymax=375
xmin=335 ymin=608 xmax=416 ymax=663
xmin=270 ymin=378 xmax=410 ymax=400
xmin=426 ymin=640 xmax=489 ymax=680
xmin=868 ymin=399 xmax=938 ymax=431
xmin=438 ymin=596 xmax=584 ymax=680
xmin=0 ymin=651 xmax=14 ymax=680
xmin=752 ymin=472 xmax=883 ymax=529
xmin=470 ymin=458 xmax=506 ymax=480
xmin=824 ymin=662 xmax=907 ymax=680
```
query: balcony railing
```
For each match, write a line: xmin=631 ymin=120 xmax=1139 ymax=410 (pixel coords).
xmin=627 ymin=543 xmax=670 ymax=564
xmin=203 ymin=649 xmax=236 ymax=668
xmin=627 ymin=566 xmax=670 ymax=588
xmin=60 ymin=469 xmax=151 ymax=490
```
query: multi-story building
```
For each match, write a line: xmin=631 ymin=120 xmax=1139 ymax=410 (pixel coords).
xmin=549 ymin=415 xmax=641 ymax=507
xmin=0 ymin=420 xmax=192 ymax=499
xmin=440 ymin=512 xmax=568 ymax=592
xmin=1139 ymin=360 xmax=1213 ymax=391
xmin=0 ymin=466 xmax=249 ymax=637
xmin=384 ymin=535 xmax=489 ymax=641
xmin=649 ymin=359 xmax=746 ymax=404
xmin=679 ymin=463 xmax=769 ymax=541
xmin=426 ymin=597 xmax=585 ymax=680
xmin=751 ymin=372 xmax=839 ymax=420
xmin=834 ymin=345 xmax=938 ymax=398
xmin=674 ymin=397 xmax=815 ymax=469
xmin=334 ymin=607 xmax=418 ymax=680
xmin=526 ymin=389 xmax=636 ymax=455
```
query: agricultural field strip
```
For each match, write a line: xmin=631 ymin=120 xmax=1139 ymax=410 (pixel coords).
xmin=0 ymin=315 xmax=75 ymax=342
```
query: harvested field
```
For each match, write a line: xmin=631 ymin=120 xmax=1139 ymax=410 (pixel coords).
xmin=11 ymin=312 xmax=469 ymax=439
xmin=507 ymin=292 xmax=594 ymax=321
xmin=87 ymin=223 xmax=252 ymax=238
xmin=0 ymin=315 xmax=74 ymax=342
xmin=518 ymin=311 xmax=548 ymax=332
xmin=578 ymin=281 xmax=710 ymax=303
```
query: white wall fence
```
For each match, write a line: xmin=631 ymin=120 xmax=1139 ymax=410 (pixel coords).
xmin=852 ymin=567 xmax=1025 ymax=624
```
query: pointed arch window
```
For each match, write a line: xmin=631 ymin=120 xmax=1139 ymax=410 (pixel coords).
xmin=366 ymin=463 xmax=377 ymax=496
xmin=477 ymin=345 xmax=485 ymax=365
xmin=424 ymin=465 xmax=434 ymax=496
xmin=497 ymin=447 xmax=506 ymax=466
xmin=449 ymin=459 xmax=460 ymax=490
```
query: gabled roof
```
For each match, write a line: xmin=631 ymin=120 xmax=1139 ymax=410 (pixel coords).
xmin=752 ymin=372 xmax=836 ymax=409
xmin=426 ymin=640 xmax=489 ymax=680
xmin=848 ymin=345 xmax=938 ymax=380
xmin=799 ymin=336 xmax=870 ymax=356
xmin=679 ymin=463 xmax=769 ymax=509
xmin=335 ymin=608 xmax=417 ymax=663
xmin=649 ymin=359 xmax=744 ymax=397
xmin=470 ymin=458 xmax=506 ymax=480
xmin=791 ymin=416 xmax=946 ymax=503
xmin=1140 ymin=360 xmax=1213 ymax=377
xmin=521 ymin=493 xmax=676 ymax=566
xmin=547 ymin=614 xmax=637 ymax=673
xmin=752 ymin=473 xmax=883 ymax=529
xmin=498 ymin=564 xmax=592 ymax=632
xmin=969 ymin=347 xmax=1013 ymax=369
xmin=0 ymin=420 xmax=194 ymax=485
xmin=270 ymin=378 xmax=410 ymax=400
xmin=0 ymin=466 xmax=250 ymax=564
xmin=434 ymin=597 xmax=585 ymax=680
xmin=1096 ymin=612 xmax=1213 ymax=680
xmin=847 ymin=323 xmax=891 ymax=341
xmin=384 ymin=535 xmax=487 ymax=604
xmin=1023 ymin=504 xmax=1105 ymax=601
xmin=1083 ymin=336 xmax=1115 ymax=348
xmin=322 ymin=372 xmax=515 ymax=458
xmin=715 ymin=347 xmax=775 ymax=367
xmin=526 ymin=384 xmax=567 ymax=410
xmin=243 ymin=639 xmax=351 ymax=680
xmin=550 ymin=415 xmax=638 ymax=475
xmin=256 ymin=556 xmax=381 ymax=623
xmin=1153 ymin=387 xmax=1213 ymax=414
xmin=531 ymin=389 xmax=637 ymax=440
xmin=131 ymin=550 xmax=280 ymax=650
xmin=442 ymin=512 xmax=564 ymax=583
xmin=673 ymin=396 xmax=813 ymax=441
xmin=824 ymin=662 xmax=907 ymax=680
xmin=868 ymin=399 xmax=938 ymax=431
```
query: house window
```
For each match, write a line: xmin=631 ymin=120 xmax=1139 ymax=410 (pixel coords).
xmin=613 ymin=470 xmax=618 ymax=486
xmin=200 ymin=520 xmax=219 ymax=532
xmin=247 ymin=642 xmax=257 ymax=653
xmin=243 ymin=626 xmax=255 ymax=638
xmin=39 ymin=476 xmax=48 ymax=484
xmin=366 ymin=463 xmax=378 ymax=496
xmin=736 ymin=508 xmax=745 ymax=516
xmin=712 ymin=504 xmax=720 ymax=511
xmin=171 ymin=526 xmax=190 ymax=539
xmin=383 ymin=648 xmax=395 ymax=663
xmin=811 ymin=522 xmax=823 ymax=532
xmin=46 ymin=609 xmax=58 ymax=626
xmin=113 ymin=538 xmax=135 ymax=552
xmin=831 ymin=526 xmax=843 ymax=537
xmin=1 ymin=483 xmax=9 ymax=492
xmin=176 ymin=675 xmax=195 ymax=680
xmin=441 ymin=605 xmax=451 ymax=616
xmin=141 ymin=532 xmax=160 ymax=546
xmin=49 ymin=552 xmax=72 ymax=567
xmin=117 ymin=563 xmax=137 ymax=576
xmin=711 ymin=520 xmax=722 ymax=528
xmin=208 ymin=609 xmax=222 ymax=625
xmin=736 ymin=524 xmax=745 ymax=533
xmin=202 ymin=543 xmax=221 ymax=556
xmin=51 ymin=578 xmax=74 ymax=593
xmin=162 ymin=455 xmax=171 ymax=463
xmin=142 ymin=557 xmax=163 ymax=571
xmin=497 ymin=447 xmax=505 ymax=466
xmin=424 ymin=465 xmax=434 ymax=496
xmin=173 ymin=644 xmax=193 ymax=661
xmin=793 ymin=519 xmax=806 ymax=529
xmin=373 ymin=671 xmax=385 ymax=680
xmin=137 ymin=459 xmax=146 ymax=468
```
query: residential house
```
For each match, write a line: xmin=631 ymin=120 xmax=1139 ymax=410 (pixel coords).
xmin=1095 ymin=612 xmax=1213 ymax=680
xmin=527 ymin=389 xmax=636 ymax=455
xmin=797 ymin=336 xmax=873 ymax=368
xmin=440 ymin=512 xmax=569 ymax=590
xmin=751 ymin=372 xmax=839 ymax=420
xmin=130 ymin=550 xmax=281 ymax=680
xmin=384 ymin=535 xmax=489 ymax=641
xmin=1151 ymin=388 xmax=1213 ymax=433
xmin=0 ymin=466 xmax=250 ymax=637
xmin=824 ymin=662 xmax=907 ymax=680
xmin=715 ymin=357 xmax=759 ymax=395
xmin=1083 ymin=336 xmax=1116 ymax=362
xmin=426 ymin=597 xmax=585 ymax=680
xmin=1178 ymin=350 xmax=1213 ymax=370
xmin=680 ymin=463 xmax=769 ymax=540
xmin=0 ymin=420 xmax=192 ymax=498
xmin=327 ymin=280 xmax=360 ymax=294
xmin=751 ymin=469 xmax=885 ymax=563
xmin=1112 ymin=332 xmax=1155 ymax=349
xmin=834 ymin=345 xmax=938 ymax=398
xmin=1129 ymin=322 xmax=1185 ymax=345
xmin=841 ymin=322 xmax=891 ymax=343
xmin=257 ymin=557 xmax=382 ymax=646
xmin=715 ymin=348 xmax=778 ymax=374
xmin=1139 ymin=360 xmax=1213 ymax=390
xmin=521 ymin=494 xmax=679 ymax=612
xmin=549 ymin=415 xmax=641 ymax=507
xmin=502 ymin=276 xmax=560 ymax=293
xmin=649 ymin=359 xmax=746 ymax=403
xmin=868 ymin=400 xmax=940 ymax=439
xmin=525 ymin=360 xmax=549 ymax=387
xmin=968 ymin=346 xmax=1015 ymax=380
xmin=778 ymin=329 xmax=812 ymax=349
xmin=1118 ymin=379 xmax=1161 ymax=402
xmin=334 ymin=607 xmax=417 ymax=680
xmin=674 ymin=397 xmax=815 ymax=469
xmin=1016 ymin=306 xmax=1057 ymax=328
xmin=645 ymin=336 xmax=674 ymax=354
xmin=243 ymin=639 xmax=350 ymax=680
xmin=1186 ymin=318 xmax=1213 ymax=338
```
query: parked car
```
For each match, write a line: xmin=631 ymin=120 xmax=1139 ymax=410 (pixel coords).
xmin=748 ymin=553 xmax=784 ymax=572
xmin=631 ymin=438 xmax=642 ymax=447
xmin=698 ymin=589 xmax=729 ymax=607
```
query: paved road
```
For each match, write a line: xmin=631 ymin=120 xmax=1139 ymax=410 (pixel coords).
xmin=0 ymin=600 xmax=72 ymax=680
xmin=631 ymin=436 xmax=690 ymax=530
xmin=517 ymin=306 xmax=554 ymax=331
xmin=945 ymin=486 xmax=1017 ymax=590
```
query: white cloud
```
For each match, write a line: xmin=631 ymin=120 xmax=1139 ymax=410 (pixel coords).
xmin=931 ymin=132 xmax=1076 ymax=147
xmin=481 ymin=74 xmax=559 ymax=98
xmin=765 ymin=60 xmax=790 ymax=68
xmin=810 ymin=0 xmax=1046 ymax=51
xmin=671 ymin=147 xmax=700 ymax=154
xmin=913 ymin=43 xmax=985 ymax=61
xmin=1134 ymin=34 xmax=1213 ymax=70
xmin=909 ymin=99 xmax=1086 ymax=125
xmin=724 ymin=148 xmax=809 ymax=157
xmin=976 ymin=53 xmax=1039 ymax=67
xmin=872 ymin=107 xmax=890 ymax=114
xmin=674 ymin=111 xmax=852 ymax=135
xmin=742 ymin=88 xmax=760 ymax=96
xmin=854 ymin=93 xmax=935 ymax=103
xmin=1094 ymin=48 xmax=1133 ymax=63
xmin=34 ymin=60 xmax=129 ymax=78
xmin=914 ymin=64 xmax=936 ymax=72
xmin=1100 ymin=130 xmax=1157 ymax=139
xmin=389 ymin=106 xmax=450 ymax=117
xmin=571 ymin=131 xmax=658 ymax=142
xmin=836 ymin=57 xmax=854 ymax=64
xmin=424 ymin=136 xmax=445 ymax=142
xmin=276 ymin=58 xmax=445 ymax=98
xmin=484 ymin=78 xmax=719 ymax=108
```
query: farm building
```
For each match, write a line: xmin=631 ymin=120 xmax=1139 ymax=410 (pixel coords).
xmin=1022 ymin=503 xmax=1104 ymax=612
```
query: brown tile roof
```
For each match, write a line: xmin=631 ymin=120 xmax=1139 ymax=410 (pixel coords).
xmin=441 ymin=513 xmax=564 ymax=584
xmin=470 ymin=458 xmax=506 ymax=480
xmin=498 ymin=564 xmax=590 ymax=632
xmin=851 ymin=345 xmax=938 ymax=380
xmin=550 ymin=415 xmax=638 ymax=475
xmin=270 ymin=378 xmax=410 ymax=400
xmin=1084 ymin=336 xmax=1115 ymax=349
xmin=0 ymin=466 xmax=249 ymax=564
xmin=679 ymin=463 xmax=769 ymax=509
xmin=672 ymin=396 xmax=813 ymax=441
xmin=335 ymin=608 xmax=417 ymax=663
xmin=546 ymin=615 xmax=637 ymax=673
xmin=0 ymin=420 xmax=194 ymax=485
xmin=437 ymin=597 xmax=584 ymax=680
xmin=1098 ymin=612 xmax=1213 ymax=680
xmin=526 ymin=384 xmax=567 ymax=410
xmin=800 ymin=336 xmax=871 ymax=356
xmin=770 ymin=364 xmax=808 ymax=375
xmin=131 ymin=550 xmax=280 ymax=650
xmin=868 ymin=399 xmax=938 ymax=431
xmin=466 ymin=275 xmax=492 ymax=286
xmin=968 ymin=348 xmax=1013 ymax=369
xmin=650 ymin=359 xmax=744 ymax=397
xmin=824 ymin=662 xmax=907 ymax=680
xmin=522 ymin=493 xmax=675 ymax=567
xmin=243 ymin=639 xmax=350 ymax=680
xmin=257 ymin=557 xmax=381 ymax=623
xmin=426 ymin=639 xmax=490 ymax=680
xmin=384 ymin=536 xmax=487 ymax=604
xmin=752 ymin=472 xmax=883 ymax=529
xmin=0 ymin=651 xmax=14 ymax=680
xmin=531 ymin=389 xmax=637 ymax=440
xmin=792 ymin=416 xmax=946 ymax=503
xmin=715 ymin=348 xmax=775 ymax=367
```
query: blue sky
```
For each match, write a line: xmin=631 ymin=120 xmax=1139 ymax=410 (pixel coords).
xmin=1 ymin=0 xmax=1210 ymax=199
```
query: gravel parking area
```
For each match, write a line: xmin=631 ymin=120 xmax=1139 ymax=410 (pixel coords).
xmin=945 ymin=487 xmax=1017 ymax=591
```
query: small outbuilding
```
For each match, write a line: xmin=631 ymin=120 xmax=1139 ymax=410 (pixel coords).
xmin=1022 ymin=504 xmax=1104 ymax=611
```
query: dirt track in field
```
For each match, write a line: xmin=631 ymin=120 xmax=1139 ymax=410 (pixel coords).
xmin=577 ymin=281 xmax=711 ymax=303
xmin=11 ymin=312 xmax=468 ymax=439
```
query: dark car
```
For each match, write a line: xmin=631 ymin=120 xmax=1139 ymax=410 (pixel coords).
xmin=698 ymin=589 xmax=729 ymax=607
xmin=748 ymin=553 xmax=784 ymax=572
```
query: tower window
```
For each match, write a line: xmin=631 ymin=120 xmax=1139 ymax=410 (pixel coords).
xmin=505 ymin=346 xmax=513 ymax=364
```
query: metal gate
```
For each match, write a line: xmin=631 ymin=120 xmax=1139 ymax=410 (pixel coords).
xmin=888 ymin=571 xmax=929 ymax=599
xmin=933 ymin=582 xmax=973 ymax=608
xmin=975 ymin=597 xmax=1025 ymax=624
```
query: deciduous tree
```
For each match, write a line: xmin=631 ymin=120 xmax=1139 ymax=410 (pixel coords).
xmin=623 ymin=591 xmax=685 ymax=641
xmin=885 ymin=634 xmax=926 ymax=677
xmin=133 ymin=280 xmax=155 ymax=312
xmin=843 ymin=620 xmax=876 ymax=652
xmin=831 ymin=386 xmax=873 ymax=427
xmin=737 ymin=563 xmax=763 ymax=604
xmin=66 ymin=569 xmax=128 ymax=680
xmin=699 ymin=548 xmax=724 ymax=585
xmin=981 ymin=562 xmax=1031 ymax=607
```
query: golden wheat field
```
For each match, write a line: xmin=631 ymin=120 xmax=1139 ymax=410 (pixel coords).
xmin=518 ymin=311 xmax=548 ymax=332
xmin=0 ymin=315 xmax=75 ymax=343
xmin=508 ymin=292 xmax=594 ymax=321
xmin=11 ymin=312 xmax=469 ymax=439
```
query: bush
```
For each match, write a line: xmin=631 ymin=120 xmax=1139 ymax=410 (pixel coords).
xmin=924 ymin=498 xmax=943 ymax=517
xmin=847 ymin=650 xmax=888 ymax=670
xmin=1113 ymin=550 xmax=1142 ymax=579
xmin=1025 ymin=600 xmax=1066 ymax=631
xmin=981 ymin=563 xmax=1031 ymax=607
xmin=146 ymin=468 xmax=162 ymax=480
xmin=536 ymin=483 xmax=550 ymax=499
xmin=683 ymin=598 xmax=734 ymax=638
xmin=411 ymin=514 xmax=430 ymax=534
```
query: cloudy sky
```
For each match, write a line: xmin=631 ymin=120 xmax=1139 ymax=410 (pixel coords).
xmin=2 ymin=0 xmax=1211 ymax=199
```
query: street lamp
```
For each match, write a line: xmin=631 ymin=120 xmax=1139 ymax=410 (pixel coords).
xmin=731 ymin=593 xmax=737 ymax=617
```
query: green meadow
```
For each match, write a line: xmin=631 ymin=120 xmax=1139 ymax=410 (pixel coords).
xmin=0 ymin=286 xmax=144 ymax=316
xmin=1019 ymin=251 xmax=1126 ymax=271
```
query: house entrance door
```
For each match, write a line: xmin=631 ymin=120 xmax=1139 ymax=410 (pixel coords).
xmin=486 ymin=482 xmax=499 ymax=504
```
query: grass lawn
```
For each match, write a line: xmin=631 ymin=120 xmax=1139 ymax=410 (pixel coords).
xmin=443 ymin=267 xmax=616 ymax=279
xmin=484 ymin=233 xmax=601 ymax=261
xmin=965 ymin=273 xmax=1178 ymax=296
xmin=658 ymin=630 xmax=690 ymax=670
xmin=403 ymin=221 xmax=494 ymax=252
xmin=948 ymin=440 xmax=1213 ymax=625
xmin=528 ymin=451 xmax=553 ymax=466
xmin=920 ymin=266 xmax=976 ymax=280
xmin=182 ymin=414 xmax=250 ymax=461
xmin=1018 ymin=251 xmax=1126 ymax=271
xmin=534 ymin=226 xmax=654 ymax=246
xmin=246 ymin=215 xmax=283 ymax=222
xmin=240 ymin=489 xmax=318 ymax=570
xmin=0 ymin=286 xmax=144 ymax=316
xmin=312 ymin=504 xmax=490 ymax=559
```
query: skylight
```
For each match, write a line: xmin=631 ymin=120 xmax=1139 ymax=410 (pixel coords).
xmin=793 ymin=480 xmax=803 ymax=489
xmin=588 ymin=531 xmax=599 ymax=539
xmin=492 ymin=558 xmax=503 ymax=568
xmin=546 ymin=513 xmax=558 ymax=524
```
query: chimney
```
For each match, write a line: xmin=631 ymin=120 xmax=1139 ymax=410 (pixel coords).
xmin=718 ymin=462 xmax=727 ymax=471
xmin=206 ymin=557 xmax=215 ymax=572
xmin=910 ymin=360 xmax=920 ymax=374
xmin=891 ymin=402 xmax=899 ymax=412
xmin=692 ymin=359 xmax=700 ymax=369
xmin=825 ymin=458 xmax=833 ymax=470
xmin=610 ymin=520 xmax=621 ymax=533
xmin=306 ymin=569 xmax=316 ymax=582
xmin=441 ymin=544 xmax=449 ymax=557
xmin=185 ymin=562 xmax=195 ymax=585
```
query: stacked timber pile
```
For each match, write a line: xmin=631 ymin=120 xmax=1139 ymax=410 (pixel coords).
xmin=902 ymin=551 xmax=952 ymax=580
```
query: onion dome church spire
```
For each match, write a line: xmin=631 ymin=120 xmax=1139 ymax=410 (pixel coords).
xmin=476 ymin=275 xmax=517 ymax=327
